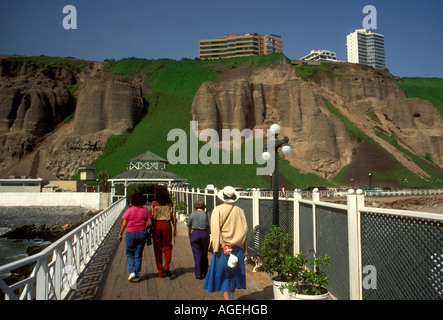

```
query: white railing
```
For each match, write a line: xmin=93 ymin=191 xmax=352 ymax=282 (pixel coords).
xmin=0 ymin=197 xmax=126 ymax=300
xmin=170 ymin=186 xmax=443 ymax=300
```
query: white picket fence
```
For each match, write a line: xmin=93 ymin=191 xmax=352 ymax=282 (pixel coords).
xmin=0 ymin=197 xmax=126 ymax=300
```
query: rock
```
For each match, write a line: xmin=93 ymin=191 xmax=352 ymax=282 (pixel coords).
xmin=73 ymin=72 xmax=144 ymax=135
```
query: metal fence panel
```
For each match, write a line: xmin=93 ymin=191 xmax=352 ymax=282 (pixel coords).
xmin=361 ymin=212 xmax=443 ymax=300
xmin=279 ymin=199 xmax=294 ymax=246
xmin=236 ymin=198 xmax=253 ymax=240
xmin=259 ymin=199 xmax=273 ymax=228
xmin=299 ymin=202 xmax=314 ymax=260
xmin=316 ymin=205 xmax=350 ymax=300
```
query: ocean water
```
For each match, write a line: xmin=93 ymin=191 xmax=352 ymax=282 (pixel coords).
xmin=0 ymin=228 xmax=51 ymax=267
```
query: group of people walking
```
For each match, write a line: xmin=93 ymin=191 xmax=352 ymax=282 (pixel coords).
xmin=118 ymin=185 xmax=248 ymax=300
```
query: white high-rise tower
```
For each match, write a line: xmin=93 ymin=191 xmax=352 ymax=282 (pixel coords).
xmin=347 ymin=29 xmax=385 ymax=69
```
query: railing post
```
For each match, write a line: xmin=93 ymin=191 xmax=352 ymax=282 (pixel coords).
xmin=213 ymin=188 xmax=218 ymax=210
xmin=74 ymin=233 xmax=80 ymax=277
xmin=35 ymin=260 xmax=48 ymax=300
xmin=185 ymin=188 xmax=190 ymax=215
xmin=252 ymin=188 xmax=260 ymax=228
xmin=191 ymin=188 xmax=195 ymax=214
xmin=347 ymin=189 xmax=362 ymax=300
xmin=54 ymin=247 xmax=62 ymax=300
xmin=293 ymin=190 xmax=302 ymax=254
xmin=312 ymin=189 xmax=319 ymax=255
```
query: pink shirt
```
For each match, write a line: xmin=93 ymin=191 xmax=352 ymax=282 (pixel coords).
xmin=122 ymin=206 xmax=152 ymax=232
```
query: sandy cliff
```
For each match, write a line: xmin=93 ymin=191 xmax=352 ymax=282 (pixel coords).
xmin=0 ymin=57 xmax=144 ymax=179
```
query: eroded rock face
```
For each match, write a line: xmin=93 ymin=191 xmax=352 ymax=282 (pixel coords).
xmin=0 ymin=66 xmax=77 ymax=171
xmin=191 ymin=59 xmax=443 ymax=179
xmin=73 ymin=73 xmax=144 ymax=135
xmin=0 ymin=79 xmax=75 ymax=135
xmin=0 ymin=57 xmax=144 ymax=179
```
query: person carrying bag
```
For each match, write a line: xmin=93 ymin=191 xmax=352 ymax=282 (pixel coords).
xmin=202 ymin=186 xmax=248 ymax=300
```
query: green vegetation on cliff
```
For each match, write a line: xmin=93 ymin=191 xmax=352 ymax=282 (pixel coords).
xmin=400 ymin=77 xmax=443 ymax=117
xmin=6 ymin=55 xmax=88 ymax=75
xmin=294 ymin=62 xmax=345 ymax=82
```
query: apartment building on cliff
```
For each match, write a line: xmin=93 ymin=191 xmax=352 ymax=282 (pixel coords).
xmin=346 ymin=29 xmax=386 ymax=69
xmin=301 ymin=50 xmax=338 ymax=62
xmin=199 ymin=33 xmax=282 ymax=59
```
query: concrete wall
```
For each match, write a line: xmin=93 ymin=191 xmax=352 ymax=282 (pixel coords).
xmin=0 ymin=192 xmax=112 ymax=210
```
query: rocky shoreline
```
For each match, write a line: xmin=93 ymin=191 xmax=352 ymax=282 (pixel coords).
xmin=0 ymin=206 xmax=100 ymax=242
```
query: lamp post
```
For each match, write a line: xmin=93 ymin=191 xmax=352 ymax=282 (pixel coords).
xmin=368 ymin=173 xmax=372 ymax=189
xmin=262 ymin=124 xmax=291 ymax=226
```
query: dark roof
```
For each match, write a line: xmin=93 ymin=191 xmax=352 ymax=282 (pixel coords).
xmin=128 ymin=151 xmax=168 ymax=163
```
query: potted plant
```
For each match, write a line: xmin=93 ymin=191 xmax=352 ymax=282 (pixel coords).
xmin=281 ymin=252 xmax=331 ymax=300
xmin=261 ymin=225 xmax=293 ymax=300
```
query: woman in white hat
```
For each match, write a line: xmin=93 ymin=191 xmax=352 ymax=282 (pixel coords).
xmin=203 ymin=186 xmax=248 ymax=300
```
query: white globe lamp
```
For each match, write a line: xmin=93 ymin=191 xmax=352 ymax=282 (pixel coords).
xmin=269 ymin=124 xmax=281 ymax=135
xmin=262 ymin=152 xmax=271 ymax=161
xmin=282 ymin=145 xmax=291 ymax=155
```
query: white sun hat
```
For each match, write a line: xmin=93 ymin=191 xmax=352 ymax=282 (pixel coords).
xmin=217 ymin=186 xmax=240 ymax=203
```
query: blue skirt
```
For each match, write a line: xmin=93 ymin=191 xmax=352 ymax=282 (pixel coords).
xmin=202 ymin=245 xmax=246 ymax=293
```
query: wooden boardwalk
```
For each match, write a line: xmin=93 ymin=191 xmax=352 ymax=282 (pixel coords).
xmin=66 ymin=211 xmax=273 ymax=300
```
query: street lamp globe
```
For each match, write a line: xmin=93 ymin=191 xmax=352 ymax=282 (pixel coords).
xmin=262 ymin=151 xmax=271 ymax=161
xmin=282 ymin=145 xmax=291 ymax=155
xmin=270 ymin=124 xmax=281 ymax=135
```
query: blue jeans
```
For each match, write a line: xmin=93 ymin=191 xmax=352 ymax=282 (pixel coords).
xmin=125 ymin=229 xmax=147 ymax=277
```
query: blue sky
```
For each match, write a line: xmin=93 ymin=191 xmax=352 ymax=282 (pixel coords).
xmin=0 ymin=0 xmax=442 ymax=77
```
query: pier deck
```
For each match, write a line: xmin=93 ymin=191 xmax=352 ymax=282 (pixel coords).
xmin=66 ymin=216 xmax=273 ymax=300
